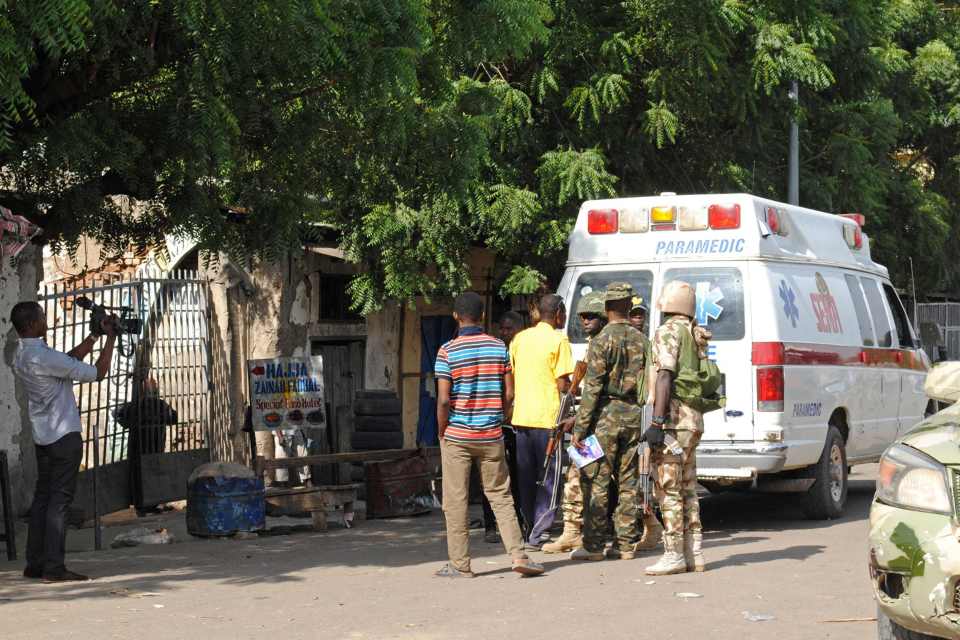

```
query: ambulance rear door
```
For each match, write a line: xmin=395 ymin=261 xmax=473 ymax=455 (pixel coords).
xmin=561 ymin=264 xmax=660 ymax=363
xmin=657 ymin=263 xmax=753 ymax=442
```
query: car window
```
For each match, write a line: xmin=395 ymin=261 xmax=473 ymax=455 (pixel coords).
xmin=882 ymin=284 xmax=917 ymax=349
xmin=861 ymin=277 xmax=893 ymax=348
xmin=567 ymin=270 xmax=654 ymax=343
xmin=844 ymin=274 xmax=875 ymax=347
xmin=663 ymin=267 xmax=745 ymax=340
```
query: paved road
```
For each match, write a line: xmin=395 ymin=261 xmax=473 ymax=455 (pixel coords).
xmin=0 ymin=466 xmax=880 ymax=640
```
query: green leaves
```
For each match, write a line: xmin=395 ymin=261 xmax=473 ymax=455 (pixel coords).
xmin=643 ymin=99 xmax=679 ymax=148
xmin=537 ymin=148 xmax=618 ymax=207
xmin=752 ymin=22 xmax=835 ymax=94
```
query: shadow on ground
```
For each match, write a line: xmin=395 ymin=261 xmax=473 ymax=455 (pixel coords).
xmin=0 ymin=472 xmax=876 ymax=604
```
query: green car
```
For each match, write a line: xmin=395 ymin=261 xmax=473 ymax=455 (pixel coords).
xmin=869 ymin=362 xmax=960 ymax=640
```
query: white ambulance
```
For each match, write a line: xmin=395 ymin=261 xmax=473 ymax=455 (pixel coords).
xmin=558 ymin=193 xmax=930 ymax=518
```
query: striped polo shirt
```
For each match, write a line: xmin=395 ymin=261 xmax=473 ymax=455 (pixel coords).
xmin=435 ymin=326 xmax=510 ymax=444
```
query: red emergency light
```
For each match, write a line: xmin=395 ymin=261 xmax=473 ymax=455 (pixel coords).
xmin=708 ymin=204 xmax=740 ymax=229
xmin=840 ymin=213 xmax=865 ymax=227
xmin=587 ymin=208 xmax=618 ymax=234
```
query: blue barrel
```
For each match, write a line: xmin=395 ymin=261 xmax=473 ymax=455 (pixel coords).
xmin=187 ymin=474 xmax=265 ymax=537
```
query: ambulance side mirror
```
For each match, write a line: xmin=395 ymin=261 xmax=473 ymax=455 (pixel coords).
xmin=925 ymin=362 xmax=960 ymax=404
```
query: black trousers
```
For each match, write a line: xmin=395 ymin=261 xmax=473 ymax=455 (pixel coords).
xmin=481 ymin=427 xmax=523 ymax=531
xmin=27 ymin=432 xmax=82 ymax=575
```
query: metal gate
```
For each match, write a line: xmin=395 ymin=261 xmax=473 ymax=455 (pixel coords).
xmin=38 ymin=269 xmax=211 ymax=542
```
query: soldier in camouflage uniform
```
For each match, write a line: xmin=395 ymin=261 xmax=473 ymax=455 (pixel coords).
xmin=542 ymin=291 xmax=606 ymax=554
xmin=569 ymin=282 xmax=647 ymax=561
xmin=643 ymin=280 xmax=711 ymax=575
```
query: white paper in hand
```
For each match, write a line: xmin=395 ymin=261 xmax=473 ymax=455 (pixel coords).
xmin=567 ymin=434 xmax=604 ymax=468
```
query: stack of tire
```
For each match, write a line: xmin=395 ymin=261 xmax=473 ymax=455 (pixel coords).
xmin=350 ymin=390 xmax=403 ymax=451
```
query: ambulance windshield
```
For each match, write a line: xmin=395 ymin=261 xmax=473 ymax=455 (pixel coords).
xmin=568 ymin=270 xmax=654 ymax=343
xmin=662 ymin=267 xmax=745 ymax=340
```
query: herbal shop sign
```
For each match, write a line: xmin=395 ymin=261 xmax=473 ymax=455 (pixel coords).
xmin=248 ymin=357 xmax=326 ymax=431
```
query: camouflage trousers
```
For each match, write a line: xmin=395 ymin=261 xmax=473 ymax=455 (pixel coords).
xmin=559 ymin=463 xmax=584 ymax=529
xmin=652 ymin=428 xmax=702 ymax=547
xmin=580 ymin=422 xmax=642 ymax=553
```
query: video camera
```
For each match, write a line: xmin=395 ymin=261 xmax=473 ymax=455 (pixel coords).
xmin=75 ymin=296 xmax=143 ymax=336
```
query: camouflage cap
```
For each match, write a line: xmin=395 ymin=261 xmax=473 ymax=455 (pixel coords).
xmin=577 ymin=291 xmax=605 ymax=316
xmin=605 ymin=281 xmax=633 ymax=302
xmin=630 ymin=295 xmax=648 ymax=314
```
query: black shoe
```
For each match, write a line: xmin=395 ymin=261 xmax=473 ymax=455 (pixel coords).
xmin=42 ymin=569 xmax=91 ymax=583
xmin=484 ymin=528 xmax=501 ymax=544
xmin=23 ymin=566 xmax=42 ymax=579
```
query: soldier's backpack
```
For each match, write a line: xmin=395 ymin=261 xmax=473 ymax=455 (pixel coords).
xmin=674 ymin=325 xmax=725 ymax=414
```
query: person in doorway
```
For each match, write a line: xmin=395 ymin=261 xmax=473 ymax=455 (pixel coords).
xmin=481 ymin=311 xmax=525 ymax=543
xmin=11 ymin=301 xmax=117 ymax=582
xmin=628 ymin=296 xmax=648 ymax=334
xmin=434 ymin=292 xmax=543 ymax=577
xmin=542 ymin=290 xmax=606 ymax=554
xmin=569 ymin=283 xmax=647 ymax=561
xmin=643 ymin=281 xmax=710 ymax=575
xmin=114 ymin=378 xmax=178 ymax=514
xmin=509 ymin=294 xmax=574 ymax=549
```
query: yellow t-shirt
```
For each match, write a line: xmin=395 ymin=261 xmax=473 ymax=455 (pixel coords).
xmin=509 ymin=322 xmax=575 ymax=428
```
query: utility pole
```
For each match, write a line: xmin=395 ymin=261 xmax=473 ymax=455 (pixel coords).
xmin=788 ymin=80 xmax=799 ymax=206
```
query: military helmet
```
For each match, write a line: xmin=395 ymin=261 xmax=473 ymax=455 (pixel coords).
xmin=630 ymin=295 xmax=648 ymax=314
xmin=658 ymin=280 xmax=696 ymax=317
xmin=577 ymin=291 xmax=605 ymax=316
xmin=605 ymin=281 xmax=633 ymax=302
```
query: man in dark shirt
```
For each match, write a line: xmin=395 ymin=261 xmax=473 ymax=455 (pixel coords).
xmin=481 ymin=311 xmax=524 ymax=543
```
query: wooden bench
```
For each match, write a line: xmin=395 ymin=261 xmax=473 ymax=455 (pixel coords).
xmin=264 ymin=483 xmax=362 ymax=531
xmin=254 ymin=448 xmax=439 ymax=531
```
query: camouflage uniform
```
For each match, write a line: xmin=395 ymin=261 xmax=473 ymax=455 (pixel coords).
xmin=574 ymin=283 xmax=648 ymax=554
xmin=544 ymin=292 xmax=603 ymax=553
xmin=650 ymin=315 xmax=706 ymax=551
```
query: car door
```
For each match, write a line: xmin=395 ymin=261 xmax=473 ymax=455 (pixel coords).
xmin=860 ymin=276 xmax=901 ymax=452
xmin=882 ymin=283 xmax=928 ymax=433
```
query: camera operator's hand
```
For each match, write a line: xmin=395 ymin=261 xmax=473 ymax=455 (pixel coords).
xmin=100 ymin=315 xmax=119 ymax=338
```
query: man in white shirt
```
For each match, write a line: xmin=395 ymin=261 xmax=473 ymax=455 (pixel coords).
xmin=11 ymin=301 xmax=116 ymax=582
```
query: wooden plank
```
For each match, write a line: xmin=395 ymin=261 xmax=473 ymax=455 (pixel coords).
xmin=254 ymin=447 xmax=439 ymax=474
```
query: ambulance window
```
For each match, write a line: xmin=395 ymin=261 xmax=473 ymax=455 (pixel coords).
xmin=568 ymin=270 xmax=654 ymax=343
xmin=882 ymin=284 xmax=917 ymax=348
xmin=844 ymin=274 xmax=875 ymax=347
xmin=662 ymin=268 xmax=744 ymax=340
xmin=861 ymin=277 xmax=893 ymax=348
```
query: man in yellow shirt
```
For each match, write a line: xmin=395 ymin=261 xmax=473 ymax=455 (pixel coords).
xmin=509 ymin=294 xmax=574 ymax=548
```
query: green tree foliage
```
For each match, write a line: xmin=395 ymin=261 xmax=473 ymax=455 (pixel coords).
xmin=4 ymin=0 xmax=960 ymax=308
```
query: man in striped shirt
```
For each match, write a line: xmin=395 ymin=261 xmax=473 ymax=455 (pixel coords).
xmin=434 ymin=292 xmax=544 ymax=578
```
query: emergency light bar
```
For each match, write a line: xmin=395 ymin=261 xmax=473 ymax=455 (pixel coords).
xmin=587 ymin=208 xmax=618 ymax=234
xmin=619 ymin=207 xmax=649 ymax=233
xmin=587 ymin=202 xmax=742 ymax=234
xmin=764 ymin=207 xmax=788 ymax=236
xmin=708 ymin=204 xmax=740 ymax=229
xmin=840 ymin=213 xmax=864 ymax=250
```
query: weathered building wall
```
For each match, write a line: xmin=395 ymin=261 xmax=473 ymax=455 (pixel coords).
xmin=0 ymin=247 xmax=43 ymax=514
xmin=400 ymin=250 xmax=496 ymax=447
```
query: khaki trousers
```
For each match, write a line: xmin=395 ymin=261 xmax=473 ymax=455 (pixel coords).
xmin=441 ymin=438 xmax=526 ymax=572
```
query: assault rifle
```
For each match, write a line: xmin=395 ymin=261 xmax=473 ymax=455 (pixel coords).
xmin=637 ymin=434 xmax=682 ymax=513
xmin=539 ymin=360 xmax=588 ymax=486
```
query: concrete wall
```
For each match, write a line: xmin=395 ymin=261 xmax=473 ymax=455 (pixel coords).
xmin=0 ymin=247 xmax=42 ymax=514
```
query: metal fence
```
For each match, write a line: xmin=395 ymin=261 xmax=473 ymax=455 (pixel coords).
xmin=917 ymin=303 xmax=960 ymax=360
xmin=37 ymin=269 xmax=211 ymax=546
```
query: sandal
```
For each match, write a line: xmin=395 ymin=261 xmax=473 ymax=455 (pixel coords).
xmin=434 ymin=563 xmax=475 ymax=578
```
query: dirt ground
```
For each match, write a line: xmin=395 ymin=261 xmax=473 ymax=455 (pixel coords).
xmin=0 ymin=467 xmax=881 ymax=640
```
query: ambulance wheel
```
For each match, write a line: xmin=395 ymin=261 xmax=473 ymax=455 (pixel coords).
xmin=801 ymin=426 xmax=847 ymax=520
